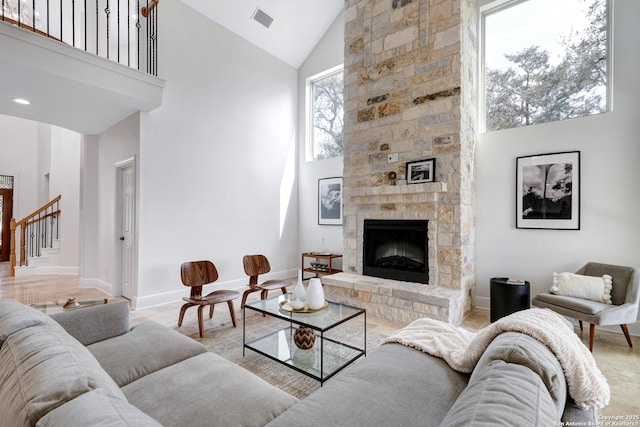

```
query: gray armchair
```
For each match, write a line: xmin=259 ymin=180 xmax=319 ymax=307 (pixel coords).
xmin=532 ymin=262 xmax=639 ymax=351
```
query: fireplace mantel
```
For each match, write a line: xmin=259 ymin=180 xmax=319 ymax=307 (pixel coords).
xmin=349 ymin=182 xmax=447 ymax=197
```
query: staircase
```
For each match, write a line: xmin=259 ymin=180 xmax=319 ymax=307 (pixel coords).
xmin=13 ymin=239 xmax=61 ymax=276
xmin=10 ymin=195 xmax=61 ymax=276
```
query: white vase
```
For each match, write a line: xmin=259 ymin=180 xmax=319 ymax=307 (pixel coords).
xmin=292 ymin=270 xmax=306 ymax=302
xmin=306 ymin=278 xmax=325 ymax=310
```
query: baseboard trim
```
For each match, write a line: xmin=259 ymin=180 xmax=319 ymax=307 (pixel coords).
xmin=475 ymin=296 xmax=490 ymax=311
xmin=80 ymin=278 xmax=113 ymax=295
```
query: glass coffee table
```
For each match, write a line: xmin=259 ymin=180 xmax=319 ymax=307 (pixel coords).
xmin=243 ymin=293 xmax=366 ymax=384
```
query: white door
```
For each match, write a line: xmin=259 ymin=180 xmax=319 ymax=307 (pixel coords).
xmin=117 ymin=159 xmax=135 ymax=299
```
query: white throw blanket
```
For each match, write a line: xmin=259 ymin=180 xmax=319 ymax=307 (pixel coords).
xmin=384 ymin=308 xmax=610 ymax=409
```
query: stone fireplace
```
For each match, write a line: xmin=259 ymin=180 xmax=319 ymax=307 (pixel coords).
xmin=322 ymin=0 xmax=477 ymax=326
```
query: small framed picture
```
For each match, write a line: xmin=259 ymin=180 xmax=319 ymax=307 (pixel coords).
xmin=406 ymin=158 xmax=436 ymax=184
xmin=318 ymin=177 xmax=343 ymax=225
xmin=516 ymin=151 xmax=580 ymax=230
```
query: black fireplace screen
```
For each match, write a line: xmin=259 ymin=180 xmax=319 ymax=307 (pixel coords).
xmin=363 ymin=219 xmax=429 ymax=284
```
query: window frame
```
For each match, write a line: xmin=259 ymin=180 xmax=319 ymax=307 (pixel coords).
xmin=305 ymin=64 xmax=344 ymax=162
xmin=478 ymin=0 xmax=613 ymax=133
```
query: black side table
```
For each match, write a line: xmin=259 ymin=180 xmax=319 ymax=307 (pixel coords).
xmin=490 ymin=277 xmax=531 ymax=322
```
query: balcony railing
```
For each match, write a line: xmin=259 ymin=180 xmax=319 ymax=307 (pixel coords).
xmin=1 ymin=0 xmax=158 ymax=75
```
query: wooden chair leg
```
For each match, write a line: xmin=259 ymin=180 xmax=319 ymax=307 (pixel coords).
xmin=178 ymin=303 xmax=193 ymax=327
xmin=280 ymin=287 xmax=287 ymax=295
xmin=621 ymin=324 xmax=633 ymax=348
xmin=227 ymin=300 xmax=237 ymax=327
xmin=578 ymin=320 xmax=583 ymax=331
xmin=589 ymin=323 xmax=595 ymax=352
xmin=260 ymin=289 xmax=269 ymax=300
xmin=197 ymin=305 xmax=206 ymax=338
xmin=209 ymin=304 xmax=215 ymax=319
xmin=241 ymin=290 xmax=251 ymax=308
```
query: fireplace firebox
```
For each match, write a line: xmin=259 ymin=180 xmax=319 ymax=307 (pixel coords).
xmin=363 ymin=219 xmax=429 ymax=284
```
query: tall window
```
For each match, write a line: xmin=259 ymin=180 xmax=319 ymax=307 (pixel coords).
xmin=307 ymin=65 xmax=344 ymax=160
xmin=481 ymin=0 xmax=608 ymax=132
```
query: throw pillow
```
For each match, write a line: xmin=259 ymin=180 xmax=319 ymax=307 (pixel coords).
xmin=550 ymin=272 xmax=612 ymax=304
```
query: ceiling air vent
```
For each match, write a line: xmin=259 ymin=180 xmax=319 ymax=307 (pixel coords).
xmin=251 ymin=7 xmax=274 ymax=29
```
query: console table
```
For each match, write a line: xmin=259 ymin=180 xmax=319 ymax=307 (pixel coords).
xmin=301 ymin=252 xmax=342 ymax=280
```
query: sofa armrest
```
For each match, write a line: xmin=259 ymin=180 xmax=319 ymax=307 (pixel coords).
xmin=50 ymin=300 xmax=130 ymax=346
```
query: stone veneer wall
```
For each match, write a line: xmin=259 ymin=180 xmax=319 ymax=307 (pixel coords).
xmin=336 ymin=0 xmax=478 ymax=325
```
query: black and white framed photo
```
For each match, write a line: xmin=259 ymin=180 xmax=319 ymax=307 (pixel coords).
xmin=318 ymin=177 xmax=343 ymax=225
xmin=516 ymin=151 xmax=580 ymax=230
xmin=406 ymin=158 xmax=436 ymax=184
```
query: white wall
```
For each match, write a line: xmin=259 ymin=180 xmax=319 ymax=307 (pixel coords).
xmin=475 ymin=1 xmax=640 ymax=335
xmin=80 ymin=135 xmax=99 ymax=284
xmin=0 ymin=115 xmax=82 ymax=271
xmin=81 ymin=113 xmax=140 ymax=294
xmin=0 ymin=115 xmax=39 ymax=220
xmin=297 ymin=12 xmax=345 ymax=260
xmin=134 ymin=1 xmax=299 ymax=308
xmin=36 ymin=123 xmax=51 ymax=205
xmin=49 ymin=126 xmax=82 ymax=270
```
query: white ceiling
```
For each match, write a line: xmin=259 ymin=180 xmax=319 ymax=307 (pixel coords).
xmin=178 ymin=0 xmax=344 ymax=68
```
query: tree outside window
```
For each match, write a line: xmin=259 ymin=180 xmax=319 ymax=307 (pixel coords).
xmin=483 ymin=0 xmax=608 ymax=132
xmin=309 ymin=67 xmax=344 ymax=160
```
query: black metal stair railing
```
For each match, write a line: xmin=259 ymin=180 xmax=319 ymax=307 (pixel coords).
xmin=25 ymin=199 xmax=60 ymax=260
xmin=0 ymin=0 xmax=158 ymax=76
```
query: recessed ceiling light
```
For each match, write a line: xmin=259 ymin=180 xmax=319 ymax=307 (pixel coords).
xmin=12 ymin=98 xmax=30 ymax=105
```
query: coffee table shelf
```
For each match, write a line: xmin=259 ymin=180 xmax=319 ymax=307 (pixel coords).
xmin=243 ymin=293 xmax=366 ymax=384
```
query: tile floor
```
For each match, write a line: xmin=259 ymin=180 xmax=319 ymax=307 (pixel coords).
xmin=1 ymin=263 xmax=638 ymax=419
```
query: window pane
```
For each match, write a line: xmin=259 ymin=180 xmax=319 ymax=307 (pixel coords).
xmin=484 ymin=0 xmax=607 ymax=132
xmin=311 ymin=70 xmax=344 ymax=160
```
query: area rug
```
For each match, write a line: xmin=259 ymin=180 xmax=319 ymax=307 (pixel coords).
xmin=176 ymin=313 xmax=388 ymax=399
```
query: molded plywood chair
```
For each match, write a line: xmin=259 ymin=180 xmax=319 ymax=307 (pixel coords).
xmin=240 ymin=255 xmax=289 ymax=308
xmin=178 ymin=260 xmax=240 ymax=338
xmin=532 ymin=262 xmax=640 ymax=351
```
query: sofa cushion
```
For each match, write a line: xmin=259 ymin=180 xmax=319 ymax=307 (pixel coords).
xmin=122 ymin=352 xmax=298 ymax=427
xmin=0 ymin=299 xmax=55 ymax=348
xmin=36 ymin=388 xmax=162 ymax=427
xmin=267 ymin=343 xmax=469 ymax=427
xmin=88 ymin=320 xmax=207 ymax=387
xmin=534 ymin=293 xmax=608 ymax=315
xmin=439 ymin=360 xmax=559 ymax=427
xmin=473 ymin=332 xmax=567 ymax=417
xmin=50 ymin=300 xmax=131 ymax=345
xmin=0 ymin=322 xmax=125 ymax=427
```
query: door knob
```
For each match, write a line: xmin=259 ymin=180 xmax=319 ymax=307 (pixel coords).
xmin=120 ymin=236 xmax=125 ymax=241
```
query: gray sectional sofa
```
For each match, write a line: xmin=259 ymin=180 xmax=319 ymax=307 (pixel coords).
xmin=0 ymin=298 xmax=596 ymax=426
xmin=0 ymin=299 xmax=296 ymax=427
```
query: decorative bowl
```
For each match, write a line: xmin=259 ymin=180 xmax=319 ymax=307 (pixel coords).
xmin=289 ymin=299 xmax=305 ymax=310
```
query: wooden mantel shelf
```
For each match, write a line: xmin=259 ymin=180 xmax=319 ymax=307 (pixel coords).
xmin=348 ymin=182 xmax=447 ymax=197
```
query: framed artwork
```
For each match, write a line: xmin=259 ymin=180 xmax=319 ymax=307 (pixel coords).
xmin=406 ymin=158 xmax=436 ymax=184
xmin=318 ymin=177 xmax=343 ymax=225
xmin=516 ymin=151 xmax=580 ymax=230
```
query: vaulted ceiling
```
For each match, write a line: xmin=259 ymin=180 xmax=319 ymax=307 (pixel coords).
xmin=0 ymin=1 xmax=343 ymax=134
xmin=178 ymin=0 xmax=344 ymax=68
